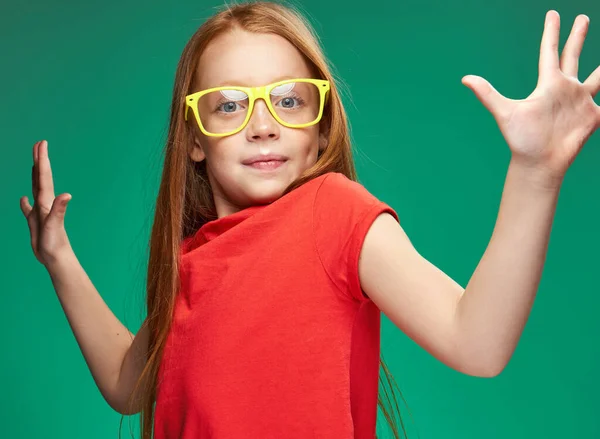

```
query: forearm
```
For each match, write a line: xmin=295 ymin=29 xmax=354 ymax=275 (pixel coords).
xmin=455 ymin=159 xmax=562 ymax=376
xmin=46 ymin=250 xmax=135 ymax=411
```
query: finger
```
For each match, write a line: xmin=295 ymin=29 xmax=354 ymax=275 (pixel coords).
xmin=33 ymin=140 xmax=40 ymax=163
xmin=31 ymin=164 xmax=39 ymax=202
xmin=47 ymin=193 xmax=72 ymax=228
xmin=560 ymin=15 xmax=589 ymax=78
xmin=31 ymin=141 xmax=41 ymax=200
xmin=20 ymin=196 xmax=33 ymax=218
xmin=539 ymin=10 xmax=561 ymax=83
xmin=20 ymin=196 xmax=39 ymax=255
xmin=584 ymin=64 xmax=600 ymax=98
xmin=37 ymin=140 xmax=56 ymax=210
xmin=462 ymin=75 xmax=514 ymax=121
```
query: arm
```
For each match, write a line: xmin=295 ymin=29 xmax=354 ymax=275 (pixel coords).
xmin=21 ymin=140 xmax=149 ymax=413
xmin=359 ymin=9 xmax=599 ymax=377
xmin=47 ymin=250 xmax=149 ymax=414
xmin=359 ymin=161 xmax=559 ymax=377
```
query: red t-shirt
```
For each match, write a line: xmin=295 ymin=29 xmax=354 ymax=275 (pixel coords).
xmin=154 ymin=172 xmax=399 ymax=438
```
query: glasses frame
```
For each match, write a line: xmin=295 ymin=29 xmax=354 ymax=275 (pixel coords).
xmin=184 ymin=78 xmax=330 ymax=137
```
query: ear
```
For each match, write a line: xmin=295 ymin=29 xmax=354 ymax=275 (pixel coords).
xmin=189 ymin=136 xmax=206 ymax=163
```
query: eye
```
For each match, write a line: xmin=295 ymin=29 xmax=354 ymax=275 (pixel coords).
xmin=214 ymin=89 xmax=248 ymax=114
xmin=280 ymin=97 xmax=297 ymax=108
xmin=275 ymin=94 xmax=305 ymax=109
xmin=218 ymin=101 xmax=240 ymax=113
xmin=271 ymin=83 xmax=304 ymax=109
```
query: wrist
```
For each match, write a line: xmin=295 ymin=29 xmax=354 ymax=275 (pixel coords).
xmin=44 ymin=247 xmax=77 ymax=274
xmin=508 ymin=157 xmax=564 ymax=192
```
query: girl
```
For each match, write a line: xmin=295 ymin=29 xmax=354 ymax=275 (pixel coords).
xmin=20 ymin=1 xmax=600 ymax=439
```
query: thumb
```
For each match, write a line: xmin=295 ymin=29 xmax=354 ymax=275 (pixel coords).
xmin=47 ymin=194 xmax=72 ymax=227
xmin=462 ymin=75 xmax=512 ymax=121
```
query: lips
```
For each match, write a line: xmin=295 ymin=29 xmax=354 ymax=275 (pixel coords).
xmin=242 ymin=154 xmax=288 ymax=165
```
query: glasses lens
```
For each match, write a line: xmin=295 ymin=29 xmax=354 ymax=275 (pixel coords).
xmin=198 ymin=88 xmax=250 ymax=135
xmin=270 ymin=81 xmax=321 ymax=126
xmin=196 ymin=82 xmax=322 ymax=135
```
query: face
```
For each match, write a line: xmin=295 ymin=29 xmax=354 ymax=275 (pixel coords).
xmin=188 ymin=29 xmax=328 ymax=218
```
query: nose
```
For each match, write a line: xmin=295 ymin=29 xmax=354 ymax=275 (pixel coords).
xmin=246 ymin=99 xmax=280 ymax=142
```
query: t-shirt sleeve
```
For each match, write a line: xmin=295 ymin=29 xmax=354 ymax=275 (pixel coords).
xmin=312 ymin=172 xmax=399 ymax=303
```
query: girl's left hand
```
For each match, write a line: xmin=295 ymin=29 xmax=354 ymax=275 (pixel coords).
xmin=462 ymin=11 xmax=600 ymax=182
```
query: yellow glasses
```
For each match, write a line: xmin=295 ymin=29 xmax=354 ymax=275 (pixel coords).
xmin=184 ymin=78 xmax=330 ymax=137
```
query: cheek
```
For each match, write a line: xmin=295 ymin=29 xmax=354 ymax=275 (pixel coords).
xmin=285 ymin=127 xmax=320 ymax=155
xmin=201 ymin=136 xmax=237 ymax=163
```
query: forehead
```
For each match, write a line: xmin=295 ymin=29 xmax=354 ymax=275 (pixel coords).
xmin=196 ymin=29 xmax=314 ymax=89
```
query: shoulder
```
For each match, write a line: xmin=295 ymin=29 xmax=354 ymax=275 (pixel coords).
xmin=317 ymin=171 xmax=360 ymax=190
xmin=313 ymin=172 xmax=391 ymax=219
xmin=311 ymin=172 xmax=399 ymax=302
xmin=312 ymin=170 xmax=398 ymax=239
xmin=314 ymin=172 xmax=375 ymax=203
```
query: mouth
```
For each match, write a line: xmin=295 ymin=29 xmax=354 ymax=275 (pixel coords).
xmin=244 ymin=159 xmax=288 ymax=171
xmin=242 ymin=154 xmax=289 ymax=171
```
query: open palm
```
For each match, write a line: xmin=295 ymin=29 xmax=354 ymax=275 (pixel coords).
xmin=20 ymin=140 xmax=73 ymax=266
xmin=463 ymin=11 xmax=600 ymax=179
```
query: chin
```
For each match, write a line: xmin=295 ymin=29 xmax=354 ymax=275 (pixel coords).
xmin=248 ymin=191 xmax=284 ymax=206
xmin=244 ymin=183 xmax=288 ymax=205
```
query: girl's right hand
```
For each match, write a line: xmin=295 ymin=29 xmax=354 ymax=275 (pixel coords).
xmin=20 ymin=140 xmax=73 ymax=267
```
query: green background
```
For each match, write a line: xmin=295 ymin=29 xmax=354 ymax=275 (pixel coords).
xmin=2 ymin=0 xmax=600 ymax=437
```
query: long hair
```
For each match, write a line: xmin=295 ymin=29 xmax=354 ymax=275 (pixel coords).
xmin=123 ymin=2 xmax=413 ymax=438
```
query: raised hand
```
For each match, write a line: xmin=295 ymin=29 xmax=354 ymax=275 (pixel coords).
xmin=20 ymin=140 xmax=73 ymax=266
xmin=462 ymin=11 xmax=600 ymax=182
